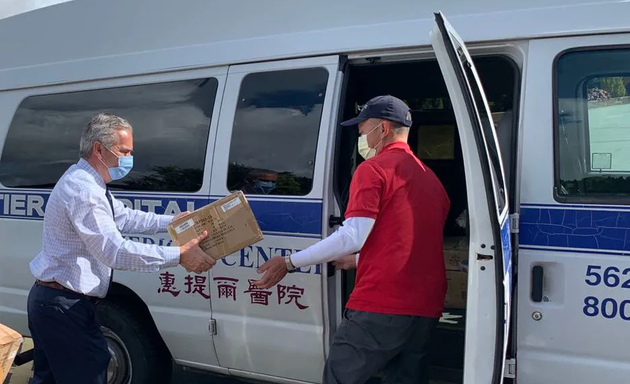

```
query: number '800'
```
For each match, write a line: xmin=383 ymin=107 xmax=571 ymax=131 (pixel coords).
xmin=583 ymin=297 xmax=630 ymax=320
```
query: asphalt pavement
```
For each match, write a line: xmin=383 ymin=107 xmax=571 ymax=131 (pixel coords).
xmin=4 ymin=338 xmax=241 ymax=384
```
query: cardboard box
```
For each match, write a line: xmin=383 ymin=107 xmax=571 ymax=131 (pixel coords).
xmin=444 ymin=249 xmax=468 ymax=272
xmin=445 ymin=271 xmax=468 ymax=309
xmin=444 ymin=236 xmax=469 ymax=272
xmin=167 ymin=191 xmax=264 ymax=260
xmin=0 ymin=323 xmax=24 ymax=383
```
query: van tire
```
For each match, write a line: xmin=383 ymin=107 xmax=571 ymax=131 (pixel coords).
xmin=95 ymin=299 xmax=172 ymax=384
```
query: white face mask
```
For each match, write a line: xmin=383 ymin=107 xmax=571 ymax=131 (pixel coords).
xmin=357 ymin=122 xmax=383 ymax=160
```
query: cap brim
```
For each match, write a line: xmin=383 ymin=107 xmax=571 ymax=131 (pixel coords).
xmin=340 ymin=116 xmax=367 ymax=127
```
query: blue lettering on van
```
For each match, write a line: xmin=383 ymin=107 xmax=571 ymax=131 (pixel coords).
xmin=119 ymin=235 xmax=321 ymax=275
xmin=500 ymin=217 xmax=512 ymax=329
xmin=584 ymin=264 xmax=630 ymax=288
xmin=583 ymin=296 xmax=630 ymax=320
xmin=7 ymin=193 xmax=630 ymax=254
xmin=0 ymin=191 xmax=323 ymax=237
xmin=501 ymin=217 xmax=512 ymax=277
xmin=0 ymin=192 xmax=203 ymax=217
xmin=222 ymin=245 xmax=321 ymax=275
xmin=122 ymin=235 xmax=175 ymax=246
xmin=582 ymin=264 xmax=630 ymax=320
xmin=0 ymin=192 xmax=48 ymax=217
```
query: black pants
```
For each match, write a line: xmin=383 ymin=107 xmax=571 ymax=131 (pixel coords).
xmin=323 ymin=309 xmax=438 ymax=384
xmin=27 ymin=283 xmax=110 ymax=384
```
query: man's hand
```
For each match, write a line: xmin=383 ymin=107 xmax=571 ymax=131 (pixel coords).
xmin=173 ymin=211 xmax=191 ymax=221
xmin=252 ymin=256 xmax=288 ymax=289
xmin=332 ymin=254 xmax=357 ymax=270
xmin=179 ymin=230 xmax=216 ymax=273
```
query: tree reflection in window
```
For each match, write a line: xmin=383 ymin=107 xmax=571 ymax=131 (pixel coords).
xmin=227 ymin=67 xmax=329 ymax=196
xmin=0 ymin=78 xmax=218 ymax=192
xmin=555 ymin=48 xmax=630 ymax=201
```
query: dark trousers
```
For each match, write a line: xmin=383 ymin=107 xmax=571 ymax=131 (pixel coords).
xmin=323 ymin=309 xmax=438 ymax=384
xmin=27 ymin=283 xmax=110 ymax=384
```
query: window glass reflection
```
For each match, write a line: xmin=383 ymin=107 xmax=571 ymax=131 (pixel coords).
xmin=556 ymin=49 xmax=630 ymax=199
xmin=227 ymin=68 xmax=328 ymax=196
xmin=0 ymin=78 xmax=218 ymax=192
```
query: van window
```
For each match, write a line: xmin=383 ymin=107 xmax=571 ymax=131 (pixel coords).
xmin=226 ymin=67 xmax=328 ymax=196
xmin=0 ymin=78 xmax=218 ymax=192
xmin=555 ymin=48 xmax=630 ymax=202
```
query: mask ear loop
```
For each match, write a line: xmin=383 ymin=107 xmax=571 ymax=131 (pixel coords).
xmin=365 ymin=122 xmax=382 ymax=137
xmin=370 ymin=122 xmax=386 ymax=154
xmin=96 ymin=144 xmax=109 ymax=169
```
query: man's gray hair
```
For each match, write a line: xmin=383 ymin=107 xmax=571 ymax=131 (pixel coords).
xmin=79 ymin=113 xmax=133 ymax=158
xmin=386 ymin=120 xmax=410 ymax=135
xmin=392 ymin=126 xmax=410 ymax=135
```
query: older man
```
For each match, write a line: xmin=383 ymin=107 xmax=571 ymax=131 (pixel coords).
xmin=254 ymin=95 xmax=450 ymax=384
xmin=27 ymin=113 xmax=216 ymax=384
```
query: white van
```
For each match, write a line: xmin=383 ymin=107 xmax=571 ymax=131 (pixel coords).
xmin=1 ymin=0 xmax=629 ymax=383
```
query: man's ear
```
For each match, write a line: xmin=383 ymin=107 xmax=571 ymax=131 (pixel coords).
xmin=382 ymin=120 xmax=391 ymax=136
xmin=93 ymin=141 xmax=103 ymax=157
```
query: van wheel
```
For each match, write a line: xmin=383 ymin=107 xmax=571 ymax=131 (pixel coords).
xmin=95 ymin=300 xmax=172 ymax=384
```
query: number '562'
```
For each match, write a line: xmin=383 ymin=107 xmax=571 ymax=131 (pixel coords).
xmin=585 ymin=265 xmax=630 ymax=288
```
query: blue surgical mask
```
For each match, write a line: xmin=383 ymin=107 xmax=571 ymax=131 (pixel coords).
xmin=109 ymin=155 xmax=133 ymax=180
xmin=253 ymin=180 xmax=276 ymax=195
xmin=101 ymin=147 xmax=133 ymax=181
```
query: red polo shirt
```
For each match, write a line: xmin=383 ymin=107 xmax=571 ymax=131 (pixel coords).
xmin=345 ymin=142 xmax=450 ymax=317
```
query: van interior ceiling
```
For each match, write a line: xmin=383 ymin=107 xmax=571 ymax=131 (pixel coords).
xmin=333 ymin=55 xmax=517 ymax=384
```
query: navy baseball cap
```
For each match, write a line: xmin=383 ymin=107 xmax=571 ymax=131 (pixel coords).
xmin=340 ymin=95 xmax=412 ymax=127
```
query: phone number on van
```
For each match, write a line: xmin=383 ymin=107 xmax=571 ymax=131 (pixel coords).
xmin=583 ymin=265 xmax=630 ymax=320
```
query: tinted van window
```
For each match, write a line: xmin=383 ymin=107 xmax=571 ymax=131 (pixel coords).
xmin=226 ymin=67 xmax=328 ymax=196
xmin=0 ymin=78 xmax=218 ymax=192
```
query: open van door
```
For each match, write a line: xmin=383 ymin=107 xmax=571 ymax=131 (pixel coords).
xmin=430 ymin=12 xmax=513 ymax=384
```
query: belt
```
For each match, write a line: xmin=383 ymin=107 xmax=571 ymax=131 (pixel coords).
xmin=35 ymin=280 xmax=95 ymax=300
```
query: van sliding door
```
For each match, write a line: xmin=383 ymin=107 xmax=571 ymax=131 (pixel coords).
xmin=208 ymin=55 xmax=345 ymax=383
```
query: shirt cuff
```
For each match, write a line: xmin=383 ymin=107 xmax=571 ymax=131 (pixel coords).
xmin=159 ymin=215 xmax=174 ymax=231
xmin=163 ymin=246 xmax=181 ymax=268
xmin=289 ymin=248 xmax=312 ymax=269
xmin=288 ymin=217 xmax=374 ymax=269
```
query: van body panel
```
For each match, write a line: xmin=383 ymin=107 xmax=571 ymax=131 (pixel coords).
xmin=517 ymin=32 xmax=630 ymax=383
xmin=0 ymin=64 xmax=229 ymax=368
xmin=204 ymin=55 xmax=343 ymax=382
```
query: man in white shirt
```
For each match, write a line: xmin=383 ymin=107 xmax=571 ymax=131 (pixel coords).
xmin=27 ymin=113 xmax=216 ymax=384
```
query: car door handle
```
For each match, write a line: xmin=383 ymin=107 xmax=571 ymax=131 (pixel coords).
xmin=531 ymin=265 xmax=544 ymax=303
xmin=328 ymin=215 xmax=343 ymax=227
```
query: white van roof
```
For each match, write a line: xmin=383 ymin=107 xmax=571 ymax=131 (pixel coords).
xmin=0 ymin=0 xmax=72 ymax=20
xmin=0 ymin=0 xmax=628 ymax=91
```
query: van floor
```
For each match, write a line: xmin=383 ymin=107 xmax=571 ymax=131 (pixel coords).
xmin=336 ymin=55 xmax=517 ymax=384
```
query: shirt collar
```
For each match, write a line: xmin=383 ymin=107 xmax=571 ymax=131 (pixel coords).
xmin=380 ymin=141 xmax=411 ymax=153
xmin=77 ymin=158 xmax=106 ymax=189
